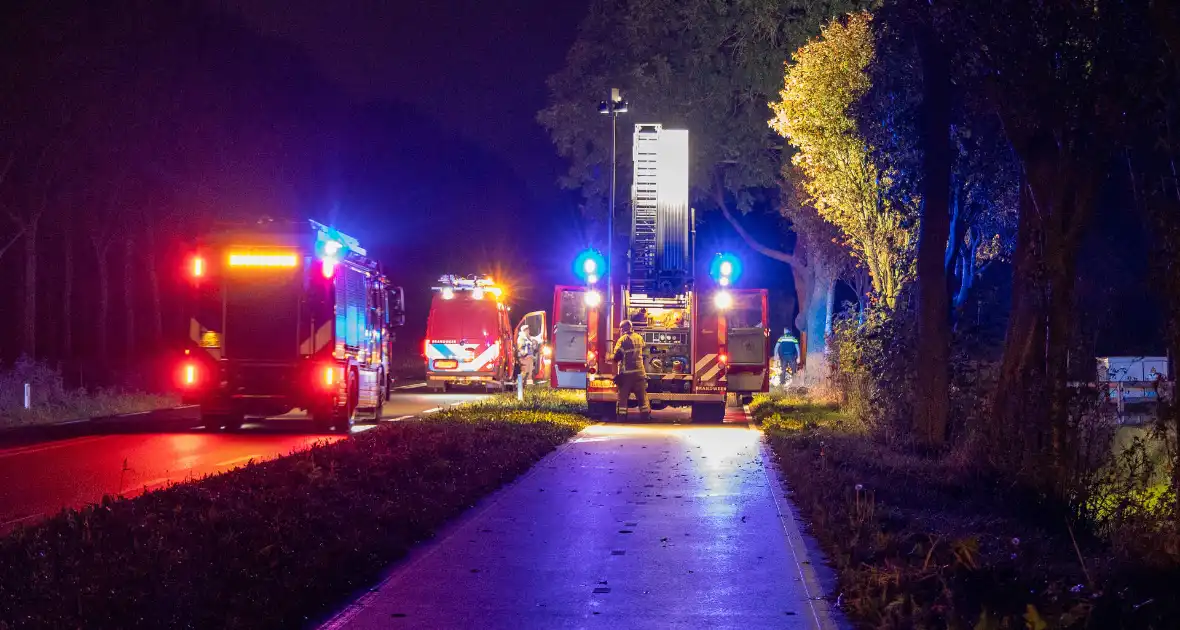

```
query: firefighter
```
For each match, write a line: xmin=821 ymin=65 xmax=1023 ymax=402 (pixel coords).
xmin=517 ymin=324 xmax=542 ymax=385
xmin=773 ymin=328 xmax=801 ymax=387
xmin=612 ymin=320 xmax=650 ymax=422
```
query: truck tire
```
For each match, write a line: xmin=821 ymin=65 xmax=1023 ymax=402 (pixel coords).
xmin=691 ymin=402 xmax=725 ymax=423
xmin=336 ymin=370 xmax=359 ymax=433
xmin=314 ymin=370 xmax=357 ymax=433
xmin=201 ymin=412 xmax=243 ymax=431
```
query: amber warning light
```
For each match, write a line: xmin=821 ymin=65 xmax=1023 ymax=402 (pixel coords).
xmin=228 ymin=253 xmax=298 ymax=268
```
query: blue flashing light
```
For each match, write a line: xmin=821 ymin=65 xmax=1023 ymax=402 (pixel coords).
xmin=710 ymin=253 xmax=743 ymax=286
xmin=574 ymin=249 xmax=606 ymax=283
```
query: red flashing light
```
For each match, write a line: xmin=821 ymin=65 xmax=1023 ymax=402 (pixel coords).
xmin=587 ymin=350 xmax=596 ymax=363
xmin=719 ymin=354 xmax=729 ymax=364
xmin=322 ymin=259 xmax=336 ymax=278
xmin=191 ymin=256 xmax=205 ymax=278
xmin=180 ymin=362 xmax=198 ymax=388
xmin=323 ymin=365 xmax=336 ymax=387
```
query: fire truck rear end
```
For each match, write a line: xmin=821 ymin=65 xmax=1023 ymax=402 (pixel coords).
xmin=551 ymin=124 xmax=770 ymax=421
xmin=423 ymin=275 xmax=512 ymax=392
xmin=180 ymin=219 xmax=405 ymax=432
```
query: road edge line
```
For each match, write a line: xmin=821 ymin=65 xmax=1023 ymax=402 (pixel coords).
xmin=759 ymin=437 xmax=845 ymax=630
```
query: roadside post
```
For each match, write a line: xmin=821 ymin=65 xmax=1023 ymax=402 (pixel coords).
xmin=517 ymin=372 xmax=524 ymax=401
xmin=24 ymin=383 xmax=30 ymax=409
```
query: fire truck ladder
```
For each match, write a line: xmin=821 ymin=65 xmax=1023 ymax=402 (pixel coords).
xmin=631 ymin=124 xmax=661 ymax=294
xmin=631 ymin=124 xmax=692 ymax=297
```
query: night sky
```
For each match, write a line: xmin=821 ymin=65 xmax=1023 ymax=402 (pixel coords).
xmin=204 ymin=0 xmax=594 ymax=320
xmin=208 ymin=0 xmax=585 ymax=204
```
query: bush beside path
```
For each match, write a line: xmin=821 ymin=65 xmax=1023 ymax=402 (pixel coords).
xmin=757 ymin=390 xmax=1180 ymax=629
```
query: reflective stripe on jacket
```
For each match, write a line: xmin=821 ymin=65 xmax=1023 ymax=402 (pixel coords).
xmin=612 ymin=332 xmax=646 ymax=375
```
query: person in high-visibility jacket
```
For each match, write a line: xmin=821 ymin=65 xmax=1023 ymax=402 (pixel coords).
xmin=773 ymin=328 xmax=801 ymax=387
xmin=612 ymin=320 xmax=650 ymax=421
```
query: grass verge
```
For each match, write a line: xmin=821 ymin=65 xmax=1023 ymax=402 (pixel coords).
xmin=0 ymin=390 xmax=588 ymax=629
xmin=759 ymin=391 xmax=1180 ymax=629
xmin=1 ymin=358 xmax=178 ymax=429
xmin=0 ymin=390 xmax=179 ymax=429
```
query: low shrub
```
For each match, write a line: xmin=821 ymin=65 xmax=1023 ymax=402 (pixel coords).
xmin=0 ymin=392 xmax=588 ymax=629
xmin=750 ymin=391 xmax=850 ymax=433
xmin=0 ymin=357 xmax=176 ymax=429
xmin=764 ymin=397 xmax=1180 ymax=629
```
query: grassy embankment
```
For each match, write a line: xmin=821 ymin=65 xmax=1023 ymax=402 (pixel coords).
xmin=756 ymin=390 xmax=1180 ymax=629
xmin=0 ymin=359 xmax=177 ymax=429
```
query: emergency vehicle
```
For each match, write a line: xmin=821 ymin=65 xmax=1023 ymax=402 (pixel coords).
xmin=424 ymin=275 xmax=548 ymax=392
xmin=551 ymin=124 xmax=770 ymax=421
xmin=180 ymin=218 xmax=405 ymax=432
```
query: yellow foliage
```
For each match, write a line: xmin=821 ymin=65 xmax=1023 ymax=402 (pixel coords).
xmin=768 ymin=11 xmax=914 ymax=308
xmin=1024 ymin=604 xmax=1048 ymax=630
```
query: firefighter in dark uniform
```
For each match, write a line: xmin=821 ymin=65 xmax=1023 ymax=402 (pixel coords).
xmin=612 ymin=320 xmax=650 ymax=422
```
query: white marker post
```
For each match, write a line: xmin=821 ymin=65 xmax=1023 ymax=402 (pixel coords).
xmin=24 ymin=383 xmax=31 ymax=409
xmin=517 ymin=372 xmax=524 ymax=401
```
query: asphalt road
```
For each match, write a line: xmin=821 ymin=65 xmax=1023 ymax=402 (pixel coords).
xmin=0 ymin=390 xmax=486 ymax=532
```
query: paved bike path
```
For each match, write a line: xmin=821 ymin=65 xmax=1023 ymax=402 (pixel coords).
xmin=324 ymin=421 xmax=843 ymax=630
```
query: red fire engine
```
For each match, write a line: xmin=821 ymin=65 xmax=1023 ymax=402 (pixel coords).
xmin=551 ymin=124 xmax=770 ymax=421
xmin=423 ymin=275 xmax=548 ymax=392
xmin=181 ymin=218 xmax=405 ymax=432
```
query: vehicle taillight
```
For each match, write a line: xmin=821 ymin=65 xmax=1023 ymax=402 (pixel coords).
xmin=719 ymin=354 xmax=728 ymax=364
xmin=323 ymin=365 xmax=336 ymax=387
xmin=179 ymin=361 xmax=199 ymax=388
xmin=322 ymin=259 xmax=335 ymax=278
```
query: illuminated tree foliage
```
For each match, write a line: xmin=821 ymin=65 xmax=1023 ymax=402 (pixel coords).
xmin=768 ymin=12 xmax=915 ymax=309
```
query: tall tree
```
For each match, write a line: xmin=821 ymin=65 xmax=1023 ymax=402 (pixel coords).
xmin=931 ymin=0 xmax=1149 ymax=489
xmin=911 ymin=13 xmax=953 ymax=448
xmin=769 ymin=11 xmax=916 ymax=310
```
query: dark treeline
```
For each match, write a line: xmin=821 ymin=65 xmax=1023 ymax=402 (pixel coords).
xmin=0 ymin=1 xmax=537 ymax=384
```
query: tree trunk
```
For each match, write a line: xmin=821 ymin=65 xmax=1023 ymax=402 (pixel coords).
xmin=96 ymin=242 xmax=111 ymax=364
xmin=22 ymin=216 xmax=39 ymax=358
xmin=802 ymin=264 xmax=835 ymax=386
xmin=63 ymin=222 xmax=73 ymax=357
xmin=124 ymin=232 xmax=136 ymax=365
xmin=145 ymin=226 xmax=164 ymax=349
xmin=991 ymin=176 xmax=1047 ymax=471
xmin=913 ymin=23 xmax=953 ymax=448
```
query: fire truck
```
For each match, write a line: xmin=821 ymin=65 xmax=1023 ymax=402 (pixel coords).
xmin=423 ymin=275 xmax=548 ymax=392
xmin=180 ymin=218 xmax=405 ymax=432
xmin=551 ymin=124 xmax=770 ymax=421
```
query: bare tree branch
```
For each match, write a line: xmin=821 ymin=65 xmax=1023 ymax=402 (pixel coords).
xmin=0 ymin=225 xmax=25 ymax=260
xmin=712 ymin=175 xmax=799 ymax=267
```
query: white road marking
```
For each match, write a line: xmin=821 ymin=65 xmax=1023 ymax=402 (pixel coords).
xmin=1 ymin=512 xmax=44 ymax=528
xmin=215 ymin=454 xmax=262 ymax=467
xmin=0 ymin=436 xmax=108 ymax=460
